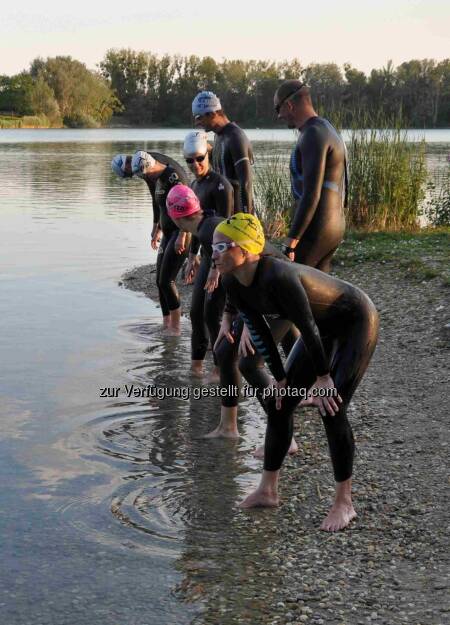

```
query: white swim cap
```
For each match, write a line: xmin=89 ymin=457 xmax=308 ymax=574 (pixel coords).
xmin=111 ymin=154 xmax=128 ymax=177
xmin=192 ymin=91 xmax=222 ymax=116
xmin=183 ymin=130 xmax=208 ymax=156
xmin=131 ymin=151 xmax=156 ymax=177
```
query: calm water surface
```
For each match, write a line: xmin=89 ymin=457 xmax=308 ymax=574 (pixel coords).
xmin=1 ymin=133 xmax=449 ymax=625
xmin=0 ymin=140 xmax=272 ymax=625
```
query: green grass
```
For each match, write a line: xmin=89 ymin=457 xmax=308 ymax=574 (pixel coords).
xmin=333 ymin=228 xmax=450 ymax=284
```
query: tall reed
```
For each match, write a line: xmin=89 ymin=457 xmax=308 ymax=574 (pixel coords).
xmin=253 ymin=148 xmax=292 ymax=238
xmin=346 ymin=127 xmax=427 ymax=230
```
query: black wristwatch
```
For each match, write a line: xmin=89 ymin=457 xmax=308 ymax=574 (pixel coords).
xmin=281 ymin=244 xmax=295 ymax=256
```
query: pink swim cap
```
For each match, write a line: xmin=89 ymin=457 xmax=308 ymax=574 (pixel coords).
xmin=166 ymin=185 xmax=201 ymax=219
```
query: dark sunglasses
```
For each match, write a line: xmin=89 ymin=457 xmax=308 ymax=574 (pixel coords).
xmin=185 ymin=154 xmax=207 ymax=164
xmin=275 ymin=85 xmax=304 ymax=114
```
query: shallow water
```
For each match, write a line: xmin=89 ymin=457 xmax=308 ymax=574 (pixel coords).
xmin=1 ymin=136 xmax=448 ymax=625
xmin=0 ymin=140 xmax=274 ymax=625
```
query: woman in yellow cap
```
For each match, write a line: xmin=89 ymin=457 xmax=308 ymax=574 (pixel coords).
xmin=212 ymin=213 xmax=378 ymax=532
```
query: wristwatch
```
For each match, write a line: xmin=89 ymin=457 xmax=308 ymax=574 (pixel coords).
xmin=281 ymin=244 xmax=295 ymax=255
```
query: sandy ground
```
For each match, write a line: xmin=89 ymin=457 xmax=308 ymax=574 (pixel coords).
xmin=121 ymin=260 xmax=449 ymax=625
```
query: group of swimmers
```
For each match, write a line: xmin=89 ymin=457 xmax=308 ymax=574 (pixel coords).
xmin=111 ymin=82 xmax=379 ymax=532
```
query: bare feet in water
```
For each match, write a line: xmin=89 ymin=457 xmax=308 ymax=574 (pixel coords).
xmin=239 ymin=488 xmax=279 ymax=508
xmin=203 ymin=425 xmax=239 ymax=439
xmin=163 ymin=326 xmax=181 ymax=336
xmin=253 ymin=437 xmax=298 ymax=459
xmin=320 ymin=501 xmax=356 ymax=531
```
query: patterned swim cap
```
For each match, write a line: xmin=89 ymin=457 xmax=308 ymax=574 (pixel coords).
xmin=192 ymin=91 xmax=222 ymax=116
xmin=111 ymin=154 xmax=129 ymax=177
xmin=131 ymin=151 xmax=156 ymax=177
xmin=215 ymin=213 xmax=265 ymax=255
xmin=166 ymin=185 xmax=201 ymax=219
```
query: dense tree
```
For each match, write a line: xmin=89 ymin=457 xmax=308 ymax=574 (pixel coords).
xmin=2 ymin=51 xmax=449 ymax=127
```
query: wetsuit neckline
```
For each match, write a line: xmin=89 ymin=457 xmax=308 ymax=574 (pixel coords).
xmin=299 ymin=115 xmax=319 ymax=132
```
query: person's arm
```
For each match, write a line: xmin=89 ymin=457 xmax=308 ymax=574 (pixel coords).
xmin=229 ymin=135 xmax=253 ymax=214
xmin=271 ymin=270 xmax=329 ymax=376
xmin=145 ymin=179 xmax=160 ymax=228
xmin=287 ymin=126 xmax=327 ymax=242
xmin=214 ymin=177 xmax=234 ymax=218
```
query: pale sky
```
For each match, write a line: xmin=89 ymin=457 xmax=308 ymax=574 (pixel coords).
xmin=0 ymin=0 xmax=448 ymax=76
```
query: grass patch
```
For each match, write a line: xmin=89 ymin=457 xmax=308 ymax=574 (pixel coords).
xmin=333 ymin=228 xmax=450 ymax=284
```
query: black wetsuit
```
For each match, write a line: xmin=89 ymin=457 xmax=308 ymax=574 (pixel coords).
xmin=211 ymin=122 xmax=254 ymax=213
xmin=145 ymin=157 xmax=188 ymax=315
xmin=189 ymin=173 xmax=234 ymax=361
xmin=218 ymin=257 xmax=378 ymax=481
xmin=289 ymin=116 xmax=347 ymax=271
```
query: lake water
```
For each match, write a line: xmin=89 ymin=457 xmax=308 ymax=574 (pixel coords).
xmin=1 ymin=131 xmax=449 ymax=625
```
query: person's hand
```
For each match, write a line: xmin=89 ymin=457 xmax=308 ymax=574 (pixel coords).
xmin=174 ymin=233 xmax=186 ymax=255
xmin=238 ymin=324 xmax=255 ymax=357
xmin=184 ymin=255 xmax=200 ymax=284
xmin=204 ymin=268 xmax=219 ymax=293
xmin=302 ymin=374 xmax=342 ymax=417
xmin=213 ymin=317 xmax=234 ymax=351
xmin=150 ymin=225 xmax=162 ymax=250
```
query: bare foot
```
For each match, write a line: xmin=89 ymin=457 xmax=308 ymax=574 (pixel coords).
xmin=203 ymin=426 xmax=239 ymax=439
xmin=191 ymin=366 xmax=204 ymax=378
xmin=320 ymin=502 xmax=357 ymax=532
xmin=239 ymin=488 xmax=279 ymax=509
xmin=204 ymin=369 xmax=220 ymax=384
xmin=163 ymin=326 xmax=181 ymax=336
xmin=253 ymin=437 xmax=298 ymax=459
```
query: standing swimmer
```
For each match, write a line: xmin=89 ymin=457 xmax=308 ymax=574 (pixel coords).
xmin=111 ymin=151 xmax=189 ymax=334
xmin=212 ymin=213 xmax=378 ymax=531
xmin=274 ymin=80 xmax=347 ymax=270
xmin=182 ymin=130 xmax=234 ymax=377
xmin=192 ymin=91 xmax=254 ymax=214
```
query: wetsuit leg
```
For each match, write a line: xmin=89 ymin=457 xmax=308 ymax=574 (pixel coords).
xmin=158 ymin=230 xmax=187 ymax=312
xmin=214 ymin=317 xmax=243 ymax=407
xmin=156 ymin=234 xmax=170 ymax=317
xmin=263 ymin=300 xmax=379 ymax=476
xmin=204 ymin=280 xmax=226 ymax=365
xmin=239 ymin=319 xmax=295 ymax=405
xmin=215 ymin=317 xmax=294 ymax=409
xmin=190 ymin=257 xmax=210 ymax=361
xmin=294 ymin=236 xmax=339 ymax=271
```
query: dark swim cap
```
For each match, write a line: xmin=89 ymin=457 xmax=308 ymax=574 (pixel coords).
xmin=274 ymin=80 xmax=309 ymax=106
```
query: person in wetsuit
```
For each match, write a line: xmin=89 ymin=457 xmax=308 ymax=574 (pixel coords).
xmin=274 ymin=81 xmax=347 ymax=270
xmin=181 ymin=131 xmax=234 ymax=377
xmin=212 ymin=213 xmax=378 ymax=532
xmin=130 ymin=150 xmax=190 ymax=334
xmin=192 ymin=91 xmax=254 ymax=214
xmin=168 ymin=189 xmax=299 ymax=449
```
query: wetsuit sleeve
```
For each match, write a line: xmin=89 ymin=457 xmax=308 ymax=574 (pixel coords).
xmin=190 ymin=235 xmax=200 ymax=256
xmin=145 ymin=179 xmax=159 ymax=225
xmin=270 ymin=271 xmax=329 ymax=376
xmin=214 ymin=178 xmax=234 ymax=218
xmin=288 ymin=126 xmax=327 ymax=240
xmin=229 ymin=136 xmax=253 ymax=214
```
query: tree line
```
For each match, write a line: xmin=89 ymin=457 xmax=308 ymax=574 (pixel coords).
xmin=1 ymin=51 xmax=449 ymax=128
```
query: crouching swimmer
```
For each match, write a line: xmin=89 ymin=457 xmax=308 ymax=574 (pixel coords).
xmin=212 ymin=213 xmax=379 ymax=531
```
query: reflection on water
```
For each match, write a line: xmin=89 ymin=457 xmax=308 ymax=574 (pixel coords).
xmin=1 ymin=137 xmax=449 ymax=625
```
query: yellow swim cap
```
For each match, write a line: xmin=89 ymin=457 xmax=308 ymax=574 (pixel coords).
xmin=215 ymin=213 xmax=265 ymax=255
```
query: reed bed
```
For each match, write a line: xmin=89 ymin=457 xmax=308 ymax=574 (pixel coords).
xmin=346 ymin=128 xmax=427 ymax=230
xmin=253 ymin=127 xmax=428 ymax=234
